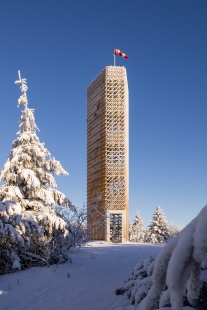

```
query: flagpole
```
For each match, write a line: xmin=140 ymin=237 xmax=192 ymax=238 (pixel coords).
xmin=114 ymin=49 xmax=128 ymax=65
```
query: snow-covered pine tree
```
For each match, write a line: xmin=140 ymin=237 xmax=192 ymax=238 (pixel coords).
xmin=147 ymin=206 xmax=169 ymax=244
xmin=0 ymin=71 xmax=75 ymax=273
xmin=129 ymin=211 xmax=145 ymax=242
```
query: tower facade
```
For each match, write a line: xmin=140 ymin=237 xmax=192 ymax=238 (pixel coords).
xmin=87 ymin=66 xmax=129 ymax=242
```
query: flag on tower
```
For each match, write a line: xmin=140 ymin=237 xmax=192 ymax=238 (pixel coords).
xmin=114 ymin=49 xmax=128 ymax=59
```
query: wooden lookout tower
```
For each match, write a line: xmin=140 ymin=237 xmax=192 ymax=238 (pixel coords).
xmin=87 ymin=66 xmax=129 ymax=243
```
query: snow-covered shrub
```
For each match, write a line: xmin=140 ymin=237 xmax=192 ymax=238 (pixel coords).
xmin=129 ymin=211 xmax=145 ymax=242
xmin=146 ymin=206 xmax=169 ymax=244
xmin=56 ymin=204 xmax=88 ymax=248
xmin=0 ymin=71 xmax=75 ymax=274
xmin=86 ymin=191 xmax=108 ymax=240
xmin=115 ymin=256 xmax=156 ymax=306
xmin=116 ymin=205 xmax=207 ymax=310
xmin=87 ymin=204 xmax=108 ymax=240
xmin=116 ymin=255 xmax=207 ymax=309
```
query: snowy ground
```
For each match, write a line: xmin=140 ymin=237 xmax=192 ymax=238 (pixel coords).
xmin=0 ymin=242 xmax=162 ymax=310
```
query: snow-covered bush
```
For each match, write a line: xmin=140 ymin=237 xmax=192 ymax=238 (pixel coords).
xmin=87 ymin=204 xmax=108 ymax=240
xmin=115 ymin=256 xmax=156 ymax=306
xmin=56 ymin=204 xmax=88 ymax=248
xmin=86 ymin=191 xmax=109 ymax=240
xmin=146 ymin=206 xmax=169 ymax=244
xmin=116 ymin=205 xmax=207 ymax=310
xmin=129 ymin=211 xmax=145 ymax=242
xmin=116 ymin=255 xmax=207 ymax=309
xmin=0 ymin=71 xmax=75 ymax=274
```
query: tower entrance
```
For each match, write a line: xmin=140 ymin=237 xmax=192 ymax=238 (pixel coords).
xmin=110 ymin=214 xmax=122 ymax=243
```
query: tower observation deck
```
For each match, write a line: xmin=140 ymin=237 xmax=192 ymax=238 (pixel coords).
xmin=87 ymin=66 xmax=129 ymax=242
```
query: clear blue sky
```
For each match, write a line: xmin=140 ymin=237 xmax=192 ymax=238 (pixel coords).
xmin=0 ymin=0 xmax=207 ymax=228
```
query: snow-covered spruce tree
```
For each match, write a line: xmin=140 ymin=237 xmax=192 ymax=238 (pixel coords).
xmin=0 ymin=71 xmax=75 ymax=273
xmin=129 ymin=211 xmax=145 ymax=242
xmin=147 ymin=206 xmax=169 ymax=244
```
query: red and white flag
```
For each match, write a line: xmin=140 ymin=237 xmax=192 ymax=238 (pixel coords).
xmin=114 ymin=49 xmax=128 ymax=59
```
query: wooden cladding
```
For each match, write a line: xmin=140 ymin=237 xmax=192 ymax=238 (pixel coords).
xmin=87 ymin=66 xmax=129 ymax=240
